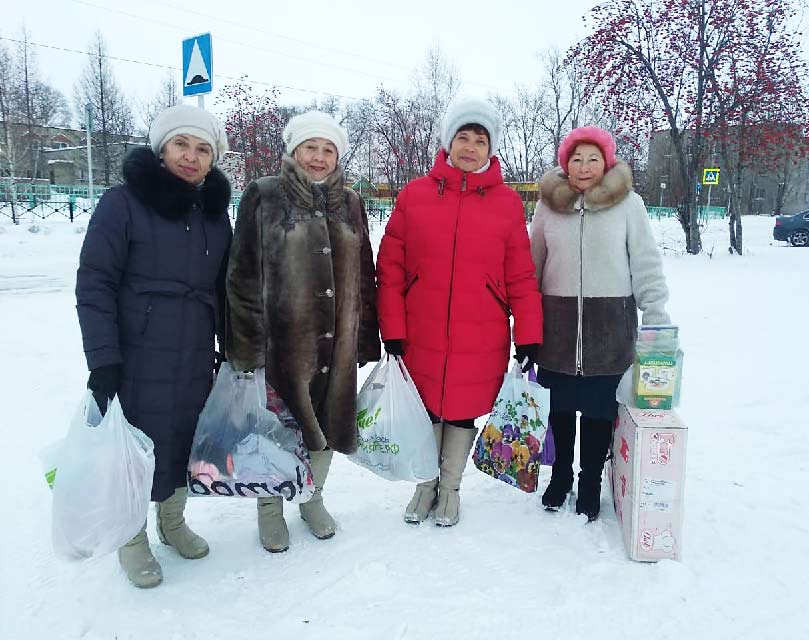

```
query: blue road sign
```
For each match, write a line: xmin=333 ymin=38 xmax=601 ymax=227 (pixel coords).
xmin=182 ymin=33 xmax=213 ymax=96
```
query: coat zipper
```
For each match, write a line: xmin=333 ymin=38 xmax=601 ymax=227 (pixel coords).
xmin=440 ymin=177 xmax=465 ymax=415
xmin=576 ymin=196 xmax=585 ymax=375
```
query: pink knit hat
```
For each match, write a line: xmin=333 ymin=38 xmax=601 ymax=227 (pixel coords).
xmin=558 ymin=126 xmax=617 ymax=174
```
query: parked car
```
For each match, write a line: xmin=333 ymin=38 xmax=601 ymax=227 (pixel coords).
xmin=773 ymin=210 xmax=809 ymax=247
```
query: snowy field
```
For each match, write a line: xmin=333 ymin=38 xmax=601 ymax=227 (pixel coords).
xmin=1 ymin=210 xmax=807 ymax=640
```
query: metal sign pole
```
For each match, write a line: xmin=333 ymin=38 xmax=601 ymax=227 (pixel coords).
xmin=85 ymin=104 xmax=94 ymax=207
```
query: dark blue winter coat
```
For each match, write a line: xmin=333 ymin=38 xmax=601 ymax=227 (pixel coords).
xmin=76 ymin=147 xmax=232 ymax=502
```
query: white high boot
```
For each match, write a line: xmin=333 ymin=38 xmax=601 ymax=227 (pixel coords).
xmin=299 ymin=449 xmax=336 ymax=539
xmin=257 ymin=496 xmax=289 ymax=552
xmin=155 ymin=487 xmax=209 ymax=559
xmin=403 ymin=423 xmax=444 ymax=524
xmin=118 ymin=523 xmax=163 ymax=589
xmin=433 ymin=424 xmax=477 ymax=527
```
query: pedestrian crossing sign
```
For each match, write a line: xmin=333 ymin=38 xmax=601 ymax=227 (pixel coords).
xmin=182 ymin=33 xmax=213 ymax=96
xmin=702 ymin=168 xmax=720 ymax=185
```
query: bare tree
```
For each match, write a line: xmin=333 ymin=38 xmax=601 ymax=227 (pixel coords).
xmin=75 ymin=31 xmax=134 ymax=186
xmin=411 ymin=47 xmax=459 ymax=173
xmin=537 ymin=48 xmax=589 ymax=164
xmin=0 ymin=42 xmax=20 ymax=220
xmin=137 ymin=73 xmax=180 ymax=137
xmin=494 ymin=86 xmax=547 ymax=182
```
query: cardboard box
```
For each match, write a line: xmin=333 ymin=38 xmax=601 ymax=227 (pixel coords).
xmin=609 ymin=405 xmax=687 ymax=562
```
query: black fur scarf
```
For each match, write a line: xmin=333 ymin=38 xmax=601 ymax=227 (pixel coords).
xmin=122 ymin=146 xmax=231 ymax=221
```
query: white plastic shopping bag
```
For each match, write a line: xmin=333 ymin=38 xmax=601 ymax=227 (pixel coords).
xmin=187 ymin=363 xmax=314 ymax=503
xmin=50 ymin=392 xmax=154 ymax=559
xmin=349 ymin=356 xmax=439 ymax=482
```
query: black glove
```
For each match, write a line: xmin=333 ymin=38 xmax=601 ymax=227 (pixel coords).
xmin=513 ymin=343 xmax=540 ymax=373
xmin=384 ymin=339 xmax=405 ymax=357
xmin=87 ymin=364 xmax=121 ymax=415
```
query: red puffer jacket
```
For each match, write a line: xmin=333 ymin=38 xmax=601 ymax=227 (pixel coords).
xmin=377 ymin=150 xmax=543 ymax=421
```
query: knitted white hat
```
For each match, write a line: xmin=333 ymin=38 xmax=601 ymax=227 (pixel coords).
xmin=440 ymin=97 xmax=502 ymax=157
xmin=283 ymin=111 xmax=348 ymax=159
xmin=149 ymin=104 xmax=229 ymax=163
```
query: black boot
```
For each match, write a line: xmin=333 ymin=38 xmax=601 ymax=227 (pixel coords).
xmin=575 ymin=417 xmax=614 ymax=521
xmin=541 ymin=412 xmax=576 ymax=510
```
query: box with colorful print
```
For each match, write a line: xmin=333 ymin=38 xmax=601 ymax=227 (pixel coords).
xmin=633 ymin=325 xmax=682 ymax=409
xmin=609 ymin=404 xmax=687 ymax=562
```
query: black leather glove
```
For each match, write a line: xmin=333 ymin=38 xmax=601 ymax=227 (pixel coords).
xmin=384 ymin=339 xmax=405 ymax=357
xmin=513 ymin=343 xmax=540 ymax=373
xmin=87 ymin=364 xmax=121 ymax=415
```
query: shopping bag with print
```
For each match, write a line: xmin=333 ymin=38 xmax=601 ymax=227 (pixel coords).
xmin=349 ymin=356 xmax=439 ymax=482
xmin=50 ymin=392 xmax=154 ymax=559
xmin=187 ymin=363 xmax=315 ymax=503
xmin=473 ymin=363 xmax=550 ymax=492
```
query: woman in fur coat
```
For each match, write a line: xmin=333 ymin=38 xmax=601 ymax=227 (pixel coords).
xmin=226 ymin=111 xmax=380 ymax=553
xmin=529 ymin=126 xmax=671 ymax=521
xmin=76 ymin=105 xmax=232 ymax=587
xmin=376 ymin=98 xmax=543 ymax=528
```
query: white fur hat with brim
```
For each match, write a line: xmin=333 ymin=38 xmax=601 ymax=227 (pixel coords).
xmin=283 ymin=111 xmax=348 ymax=159
xmin=440 ymin=97 xmax=502 ymax=157
xmin=149 ymin=104 xmax=229 ymax=163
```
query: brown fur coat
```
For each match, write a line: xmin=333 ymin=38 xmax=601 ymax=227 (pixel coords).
xmin=226 ymin=156 xmax=381 ymax=453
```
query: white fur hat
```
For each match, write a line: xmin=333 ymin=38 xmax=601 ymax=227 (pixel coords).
xmin=149 ymin=104 xmax=229 ymax=163
xmin=283 ymin=111 xmax=348 ymax=159
xmin=440 ymin=97 xmax=502 ymax=157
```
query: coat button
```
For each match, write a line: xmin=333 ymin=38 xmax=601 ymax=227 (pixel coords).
xmin=324 ymin=332 xmax=334 ymax=338
xmin=322 ymin=246 xmax=331 ymax=254
xmin=324 ymin=288 xmax=334 ymax=298
xmin=320 ymin=365 xmax=329 ymax=374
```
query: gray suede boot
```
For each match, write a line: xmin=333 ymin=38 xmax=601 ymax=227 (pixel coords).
xmin=433 ymin=424 xmax=477 ymax=527
xmin=403 ymin=423 xmax=444 ymax=524
xmin=155 ymin=488 xmax=209 ymax=559
xmin=257 ymin=496 xmax=289 ymax=552
xmin=299 ymin=449 xmax=336 ymax=539
xmin=118 ymin=523 xmax=162 ymax=589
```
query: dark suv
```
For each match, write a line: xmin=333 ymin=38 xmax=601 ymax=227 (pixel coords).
xmin=774 ymin=210 xmax=809 ymax=247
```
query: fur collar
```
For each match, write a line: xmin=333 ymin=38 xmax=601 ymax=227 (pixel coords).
xmin=538 ymin=161 xmax=633 ymax=213
xmin=280 ymin=154 xmax=346 ymax=212
xmin=122 ymin=146 xmax=231 ymax=221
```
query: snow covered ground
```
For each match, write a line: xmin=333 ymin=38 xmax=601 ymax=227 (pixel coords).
xmin=1 ymin=211 xmax=807 ymax=640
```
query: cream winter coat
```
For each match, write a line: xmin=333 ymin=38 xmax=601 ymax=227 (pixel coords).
xmin=529 ymin=161 xmax=669 ymax=376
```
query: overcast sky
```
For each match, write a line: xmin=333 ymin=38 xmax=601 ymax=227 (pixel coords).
xmin=2 ymin=0 xmax=601 ymax=123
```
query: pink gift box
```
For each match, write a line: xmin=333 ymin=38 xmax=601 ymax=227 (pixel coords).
xmin=609 ymin=405 xmax=687 ymax=562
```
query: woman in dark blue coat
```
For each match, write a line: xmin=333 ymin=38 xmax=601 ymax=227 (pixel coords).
xmin=75 ymin=105 xmax=231 ymax=588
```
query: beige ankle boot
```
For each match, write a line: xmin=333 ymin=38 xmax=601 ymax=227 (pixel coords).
xmin=257 ymin=496 xmax=289 ymax=552
xmin=403 ymin=423 xmax=444 ymax=524
xmin=156 ymin=488 xmax=209 ymax=559
xmin=433 ymin=424 xmax=477 ymax=527
xmin=299 ymin=449 xmax=336 ymax=539
xmin=118 ymin=523 xmax=162 ymax=588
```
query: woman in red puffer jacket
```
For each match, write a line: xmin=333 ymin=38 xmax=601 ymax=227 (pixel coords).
xmin=376 ymin=97 xmax=543 ymax=528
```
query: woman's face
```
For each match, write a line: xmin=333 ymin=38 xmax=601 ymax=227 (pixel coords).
xmin=294 ymin=138 xmax=338 ymax=181
xmin=567 ymin=143 xmax=606 ymax=192
xmin=161 ymin=134 xmax=214 ymax=184
xmin=449 ymin=127 xmax=490 ymax=172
